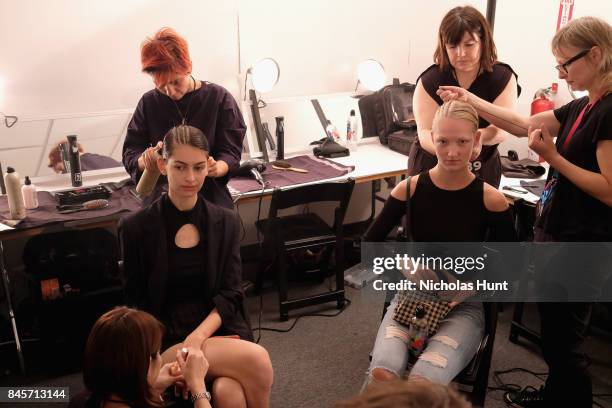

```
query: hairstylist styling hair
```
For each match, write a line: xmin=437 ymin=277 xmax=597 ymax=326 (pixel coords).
xmin=409 ymin=5 xmax=520 ymax=187
xmin=122 ymin=27 xmax=246 ymax=208
xmin=438 ymin=16 xmax=612 ymax=407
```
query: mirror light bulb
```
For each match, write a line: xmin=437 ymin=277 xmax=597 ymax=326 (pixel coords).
xmin=251 ymin=58 xmax=280 ymax=93
xmin=357 ymin=59 xmax=386 ymax=91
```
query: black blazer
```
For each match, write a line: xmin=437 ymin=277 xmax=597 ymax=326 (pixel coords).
xmin=119 ymin=194 xmax=253 ymax=341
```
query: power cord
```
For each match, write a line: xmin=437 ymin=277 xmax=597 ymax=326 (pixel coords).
xmin=489 ymin=368 xmax=612 ymax=408
xmin=254 ymin=298 xmax=352 ymax=343
xmin=488 ymin=367 xmax=548 ymax=393
xmin=235 ymin=202 xmax=247 ymax=242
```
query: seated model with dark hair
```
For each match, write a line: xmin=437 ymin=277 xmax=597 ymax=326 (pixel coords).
xmin=119 ymin=125 xmax=273 ymax=407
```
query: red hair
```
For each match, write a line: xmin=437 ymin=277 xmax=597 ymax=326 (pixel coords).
xmin=141 ymin=27 xmax=192 ymax=87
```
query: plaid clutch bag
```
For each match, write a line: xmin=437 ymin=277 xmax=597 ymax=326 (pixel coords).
xmin=392 ymin=290 xmax=452 ymax=336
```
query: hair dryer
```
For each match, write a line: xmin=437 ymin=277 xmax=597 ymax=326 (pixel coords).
xmin=236 ymin=159 xmax=267 ymax=186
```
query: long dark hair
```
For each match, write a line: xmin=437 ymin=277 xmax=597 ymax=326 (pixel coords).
xmin=83 ymin=307 xmax=164 ymax=408
xmin=434 ymin=5 xmax=497 ymax=72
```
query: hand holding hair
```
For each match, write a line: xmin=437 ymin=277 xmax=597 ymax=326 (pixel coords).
xmin=437 ymin=86 xmax=471 ymax=103
xmin=527 ymin=123 xmax=557 ymax=162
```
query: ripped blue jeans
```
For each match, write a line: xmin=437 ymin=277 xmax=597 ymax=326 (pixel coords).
xmin=367 ymin=294 xmax=484 ymax=385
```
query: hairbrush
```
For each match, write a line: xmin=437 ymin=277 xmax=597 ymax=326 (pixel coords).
xmin=57 ymin=199 xmax=109 ymax=213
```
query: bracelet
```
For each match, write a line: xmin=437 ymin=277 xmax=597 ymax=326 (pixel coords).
xmin=191 ymin=390 xmax=211 ymax=402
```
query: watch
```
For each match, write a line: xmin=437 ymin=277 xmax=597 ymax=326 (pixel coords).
xmin=191 ymin=390 xmax=211 ymax=402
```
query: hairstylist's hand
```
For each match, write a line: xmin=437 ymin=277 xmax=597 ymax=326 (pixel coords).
xmin=528 ymin=124 xmax=558 ymax=163
xmin=437 ymin=86 xmax=471 ymax=104
xmin=177 ymin=347 xmax=209 ymax=395
xmin=139 ymin=141 xmax=163 ymax=171
xmin=207 ymin=157 xmax=228 ymax=178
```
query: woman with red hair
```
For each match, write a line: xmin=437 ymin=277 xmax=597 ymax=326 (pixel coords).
xmin=122 ymin=27 xmax=245 ymax=209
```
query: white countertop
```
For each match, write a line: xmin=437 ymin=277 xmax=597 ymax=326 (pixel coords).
xmin=31 ymin=167 xmax=130 ymax=193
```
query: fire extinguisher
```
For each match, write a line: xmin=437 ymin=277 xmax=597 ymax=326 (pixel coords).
xmin=530 ymin=95 xmax=554 ymax=115
xmin=531 ymin=83 xmax=557 ymax=115
xmin=528 ymin=84 xmax=557 ymax=162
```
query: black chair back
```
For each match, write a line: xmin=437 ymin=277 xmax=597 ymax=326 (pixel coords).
xmin=268 ymin=178 xmax=355 ymax=217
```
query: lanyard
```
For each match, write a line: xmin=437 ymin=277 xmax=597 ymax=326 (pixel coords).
xmin=562 ymin=101 xmax=594 ymax=151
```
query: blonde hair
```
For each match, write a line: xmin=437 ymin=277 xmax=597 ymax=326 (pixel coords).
xmin=432 ymin=100 xmax=479 ymax=133
xmin=552 ymin=16 xmax=612 ymax=90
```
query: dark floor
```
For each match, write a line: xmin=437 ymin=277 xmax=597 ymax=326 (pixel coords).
xmin=2 ymin=280 xmax=612 ymax=407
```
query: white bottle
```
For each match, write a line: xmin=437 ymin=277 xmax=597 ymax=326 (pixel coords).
xmin=4 ymin=167 xmax=26 ymax=220
xmin=22 ymin=176 xmax=39 ymax=209
xmin=346 ymin=109 xmax=359 ymax=151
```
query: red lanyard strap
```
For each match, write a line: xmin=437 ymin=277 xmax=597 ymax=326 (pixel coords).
xmin=562 ymin=101 xmax=593 ymax=151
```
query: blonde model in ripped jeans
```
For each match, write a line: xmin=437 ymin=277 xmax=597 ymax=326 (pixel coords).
xmin=361 ymin=101 xmax=516 ymax=387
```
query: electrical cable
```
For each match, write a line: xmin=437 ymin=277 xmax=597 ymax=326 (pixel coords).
xmin=490 ymin=367 xmax=612 ymax=407
xmin=488 ymin=367 xmax=548 ymax=392
xmin=254 ymin=298 xmax=352 ymax=338
xmin=235 ymin=202 xmax=247 ymax=242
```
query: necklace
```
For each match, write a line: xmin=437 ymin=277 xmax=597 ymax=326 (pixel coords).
xmin=172 ymin=75 xmax=197 ymax=125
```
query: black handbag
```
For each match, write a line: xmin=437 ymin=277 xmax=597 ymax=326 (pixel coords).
xmin=358 ymin=78 xmax=416 ymax=145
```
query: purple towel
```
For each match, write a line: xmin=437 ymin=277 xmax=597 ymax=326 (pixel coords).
xmin=229 ymin=155 xmax=355 ymax=194
xmin=0 ymin=185 xmax=141 ymax=231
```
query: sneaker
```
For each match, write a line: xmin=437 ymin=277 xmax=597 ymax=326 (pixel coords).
xmin=504 ymin=385 xmax=546 ymax=407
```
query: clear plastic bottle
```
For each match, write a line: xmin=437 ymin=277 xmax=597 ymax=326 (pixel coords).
xmin=409 ymin=306 xmax=429 ymax=359
xmin=346 ymin=109 xmax=358 ymax=151
xmin=325 ymin=120 xmax=341 ymax=143
xmin=22 ymin=176 xmax=39 ymax=210
xmin=4 ymin=167 xmax=26 ymax=220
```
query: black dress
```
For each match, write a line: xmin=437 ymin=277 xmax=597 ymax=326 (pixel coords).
xmin=119 ymin=193 xmax=253 ymax=342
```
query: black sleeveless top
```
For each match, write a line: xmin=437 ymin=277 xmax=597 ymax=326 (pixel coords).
xmin=364 ymin=171 xmax=516 ymax=243
xmin=408 ymin=63 xmax=521 ymax=188
xmin=411 ymin=172 xmax=487 ymax=241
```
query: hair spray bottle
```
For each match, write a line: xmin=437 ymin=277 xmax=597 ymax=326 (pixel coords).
xmin=275 ymin=116 xmax=285 ymax=161
xmin=66 ymin=135 xmax=82 ymax=187
xmin=136 ymin=149 xmax=161 ymax=197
